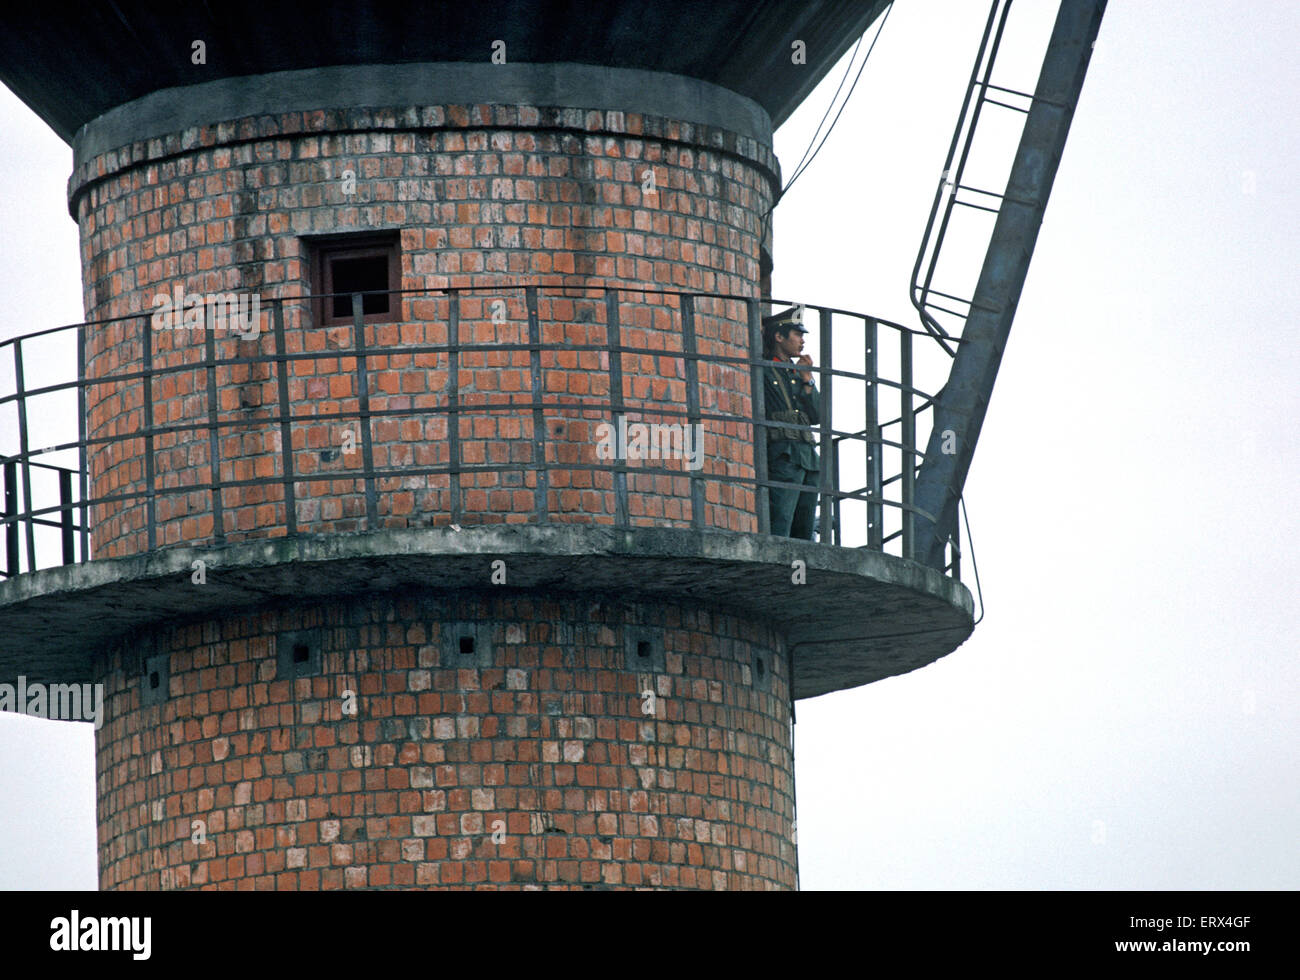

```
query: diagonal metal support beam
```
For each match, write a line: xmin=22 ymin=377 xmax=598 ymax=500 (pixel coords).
xmin=913 ymin=0 xmax=1107 ymax=569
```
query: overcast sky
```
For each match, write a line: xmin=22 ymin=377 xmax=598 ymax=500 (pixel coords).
xmin=1 ymin=0 xmax=1296 ymax=890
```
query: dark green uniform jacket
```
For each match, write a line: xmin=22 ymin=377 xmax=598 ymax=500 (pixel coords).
xmin=764 ymin=356 xmax=820 ymax=471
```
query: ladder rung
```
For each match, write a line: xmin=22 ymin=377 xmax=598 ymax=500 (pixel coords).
xmin=955 ymin=183 xmax=1003 ymax=199
xmin=956 ymin=183 xmax=1042 ymax=209
xmin=980 ymin=81 xmax=1069 ymax=110
xmin=983 ymin=96 xmax=1030 ymax=114
xmin=924 ymin=301 xmax=972 ymax=321
xmin=924 ymin=288 xmax=974 ymax=307
xmin=952 ymin=198 xmax=1001 ymax=215
xmin=922 ymin=290 xmax=999 ymax=317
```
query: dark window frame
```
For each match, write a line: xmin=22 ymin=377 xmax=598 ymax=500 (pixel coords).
xmin=304 ymin=231 xmax=402 ymax=327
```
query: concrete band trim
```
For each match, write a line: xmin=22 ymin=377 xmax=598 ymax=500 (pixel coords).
xmin=72 ymin=61 xmax=774 ymax=170
xmin=0 ymin=526 xmax=973 ymax=700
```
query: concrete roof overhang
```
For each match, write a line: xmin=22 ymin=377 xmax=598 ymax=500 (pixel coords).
xmin=0 ymin=0 xmax=890 ymax=144
xmin=0 ymin=526 xmax=972 ymax=701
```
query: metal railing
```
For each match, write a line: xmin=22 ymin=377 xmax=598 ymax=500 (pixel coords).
xmin=0 ymin=285 xmax=963 ymax=581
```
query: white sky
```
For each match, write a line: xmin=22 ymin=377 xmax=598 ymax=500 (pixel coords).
xmin=1 ymin=0 xmax=1296 ymax=889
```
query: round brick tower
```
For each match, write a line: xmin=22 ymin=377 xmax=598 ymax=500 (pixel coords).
xmin=0 ymin=1 xmax=975 ymax=892
xmin=72 ymin=64 xmax=795 ymax=890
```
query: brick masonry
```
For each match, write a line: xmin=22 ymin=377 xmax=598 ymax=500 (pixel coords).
xmin=93 ymin=594 xmax=796 ymax=890
xmin=71 ymin=90 xmax=796 ymax=891
xmin=72 ymin=103 xmax=778 ymax=558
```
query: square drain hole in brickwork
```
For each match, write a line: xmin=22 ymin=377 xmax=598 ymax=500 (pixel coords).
xmin=141 ymin=653 xmax=169 ymax=707
xmin=443 ymin=622 xmax=493 ymax=668
xmin=276 ymin=629 xmax=322 ymax=680
xmin=624 ymin=628 xmax=665 ymax=673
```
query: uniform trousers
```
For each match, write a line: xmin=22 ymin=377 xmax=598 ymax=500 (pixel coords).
xmin=768 ymin=442 xmax=819 ymax=539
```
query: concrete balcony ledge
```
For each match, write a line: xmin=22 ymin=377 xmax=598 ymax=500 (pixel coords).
xmin=0 ymin=526 xmax=973 ymax=699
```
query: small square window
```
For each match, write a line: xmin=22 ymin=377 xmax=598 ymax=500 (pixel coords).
xmin=305 ymin=232 xmax=401 ymax=326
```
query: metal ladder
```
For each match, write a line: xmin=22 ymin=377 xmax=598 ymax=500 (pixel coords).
xmin=911 ymin=0 xmax=1038 ymax=356
xmin=908 ymin=0 xmax=1107 ymax=569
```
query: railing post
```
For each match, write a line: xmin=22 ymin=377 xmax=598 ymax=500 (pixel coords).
xmin=77 ymin=320 xmax=88 ymax=562
xmin=831 ymin=440 xmax=842 ymax=546
xmin=747 ymin=298 xmax=770 ymax=535
xmin=680 ymin=294 xmax=705 ymax=530
xmin=604 ymin=291 xmax=629 ymax=527
xmin=203 ymin=304 xmax=227 ymax=543
xmin=525 ymin=286 xmax=548 ymax=524
xmin=865 ymin=317 xmax=882 ymax=551
xmin=817 ymin=307 xmax=833 ymax=543
xmin=901 ymin=329 xmax=915 ymax=561
xmin=272 ymin=300 xmax=298 ymax=536
xmin=351 ymin=293 xmax=379 ymax=530
xmin=142 ymin=309 xmax=157 ymax=551
xmin=13 ymin=339 xmax=36 ymax=572
xmin=3 ymin=461 xmax=17 ymax=576
xmin=448 ymin=289 xmax=462 ymax=526
xmin=59 ymin=468 xmax=74 ymax=564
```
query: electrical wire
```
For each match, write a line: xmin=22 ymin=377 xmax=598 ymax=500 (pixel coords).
xmin=783 ymin=1 xmax=894 ymax=197
xmin=759 ymin=1 xmax=896 ymax=252
xmin=785 ymin=31 xmax=865 ymax=193
xmin=960 ymin=494 xmax=985 ymax=626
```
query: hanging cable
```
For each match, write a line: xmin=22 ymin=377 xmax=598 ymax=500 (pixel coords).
xmin=783 ymin=2 xmax=894 ymax=196
xmin=960 ymin=494 xmax=985 ymax=626
xmin=759 ymin=1 xmax=895 ymax=252
xmin=785 ymin=31 xmax=865 ymax=192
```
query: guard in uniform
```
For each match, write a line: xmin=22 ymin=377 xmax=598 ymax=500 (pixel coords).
xmin=761 ymin=306 xmax=820 ymax=539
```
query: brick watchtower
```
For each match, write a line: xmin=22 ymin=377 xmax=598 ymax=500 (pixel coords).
xmin=0 ymin=1 xmax=987 ymax=890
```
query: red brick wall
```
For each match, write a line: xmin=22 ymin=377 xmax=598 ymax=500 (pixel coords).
xmin=72 ymin=105 xmax=777 ymax=557
xmin=93 ymin=594 xmax=796 ymax=890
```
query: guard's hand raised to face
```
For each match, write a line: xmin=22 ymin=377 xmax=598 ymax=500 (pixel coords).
xmin=796 ymin=354 xmax=813 ymax=383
